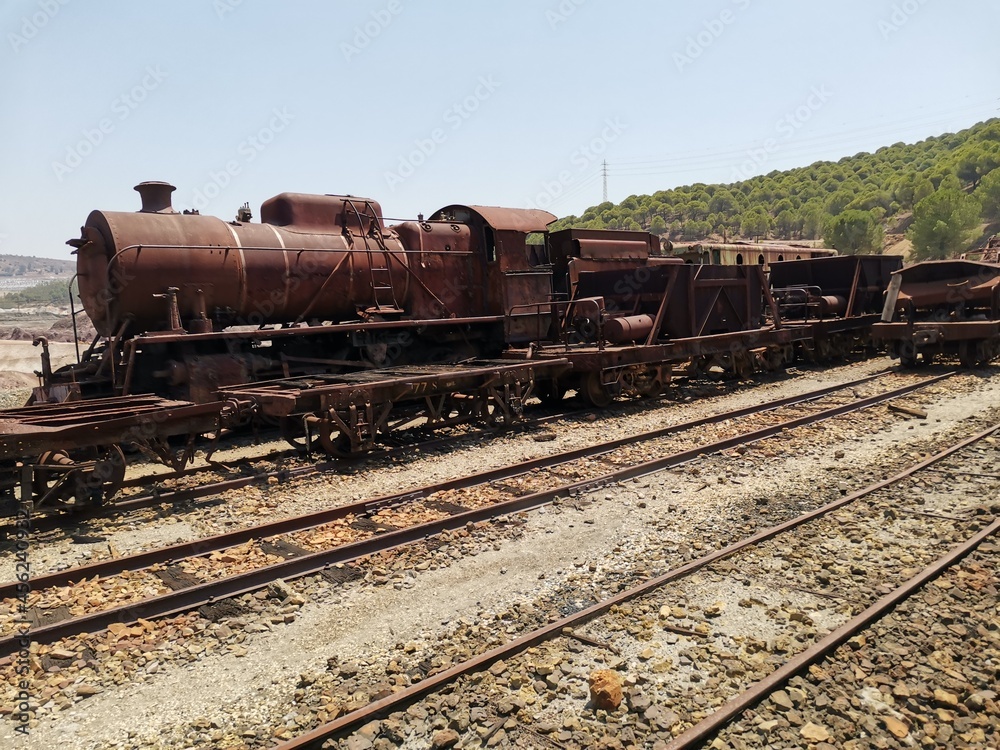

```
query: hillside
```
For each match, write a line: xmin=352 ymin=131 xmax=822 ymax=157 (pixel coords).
xmin=0 ymin=254 xmax=74 ymax=277
xmin=0 ymin=254 xmax=75 ymax=295
xmin=552 ymin=119 xmax=1000 ymax=259
xmin=0 ymin=258 xmax=89 ymax=343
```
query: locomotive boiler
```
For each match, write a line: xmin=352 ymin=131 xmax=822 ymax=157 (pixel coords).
xmin=76 ymin=182 xmax=421 ymax=335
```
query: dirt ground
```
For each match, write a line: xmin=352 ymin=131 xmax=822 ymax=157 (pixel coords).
xmin=0 ymin=340 xmax=79 ymax=408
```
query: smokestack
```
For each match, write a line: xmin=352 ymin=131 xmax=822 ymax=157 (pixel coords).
xmin=134 ymin=181 xmax=178 ymax=214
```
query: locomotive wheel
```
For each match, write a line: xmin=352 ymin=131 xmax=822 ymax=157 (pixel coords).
xmin=580 ymin=372 xmax=614 ymax=408
xmin=31 ymin=445 xmax=126 ymax=510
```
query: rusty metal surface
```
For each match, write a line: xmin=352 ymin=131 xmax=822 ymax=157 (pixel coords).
xmin=519 ymin=326 xmax=810 ymax=374
xmin=77 ymin=193 xmax=406 ymax=336
xmin=873 ymin=320 xmax=1000 ymax=342
xmin=0 ymin=396 xmax=222 ymax=460
xmin=665 ymin=517 xmax=1000 ymax=750
xmin=429 ymin=205 xmax=556 ymax=233
xmin=120 ymin=315 xmax=507 ymax=347
xmin=885 ymin=259 xmax=1000 ymax=310
xmin=873 ymin=259 xmax=1000 ymax=364
xmin=548 ymin=228 xmax=659 ymax=263
xmin=771 ymin=255 xmax=903 ymax=320
xmin=223 ymin=359 xmax=570 ymax=417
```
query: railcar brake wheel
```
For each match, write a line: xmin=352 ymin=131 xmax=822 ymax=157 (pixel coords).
xmin=31 ymin=445 xmax=126 ymax=510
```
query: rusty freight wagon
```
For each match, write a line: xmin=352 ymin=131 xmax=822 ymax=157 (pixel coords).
xmin=872 ymin=259 xmax=1000 ymax=367
xmin=769 ymin=254 xmax=903 ymax=359
xmin=506 ymin=229 xmax=811 ymax=405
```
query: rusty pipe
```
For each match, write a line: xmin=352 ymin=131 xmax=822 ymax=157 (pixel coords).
xmin=32 ymin=336 xmax=52 ymax=385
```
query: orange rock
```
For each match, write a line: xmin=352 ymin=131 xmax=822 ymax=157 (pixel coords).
xmin=882 ymin=716 xmax=910 ymax=738
xmin=588 ymin=669 xmax=624 ymax=711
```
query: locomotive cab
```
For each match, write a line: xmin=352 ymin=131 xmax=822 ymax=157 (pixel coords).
xmin=429 ymin=205 xmax=556 ymax=342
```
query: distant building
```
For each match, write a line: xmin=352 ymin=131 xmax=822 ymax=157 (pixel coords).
xmin=666 ymin=241 xmax=837 ymax=269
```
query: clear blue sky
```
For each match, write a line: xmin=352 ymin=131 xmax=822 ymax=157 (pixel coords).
xmin=2 ymin=0 xmax=998 ymax=259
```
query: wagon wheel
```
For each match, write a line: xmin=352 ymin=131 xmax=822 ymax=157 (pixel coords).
xmin=318 ymin=426 xmax=355 ymax=458
xmin=30 ymin=445 xmax=126 ymax=510
xmin=537 ymin=380 xmax=568 ymax=406
xmin=958 ymin=341 xmax=984 ymax=368
xmin=480 ymin=387 xmax=521 ymax=428
xmin=629 ymin=368 xmax=663 ymax=399
xmin=279 ymin=416 xmax=309 ymax=452
xmin=280 ymin=416 xmax=355 ymax=457
xmin=898 ymin=346 xmax=918 ymax=368
xmin=814 ymin=339 xmax=834 ymax=363
xmin=731 ymin=353 xmax=754 ymax=380
xmin=0 ymin=460 xmax=19 ymax=515
xmin=763 ymin=347 xmax=786 ymax=372
xmin=580 ymin=372 xmax=615 ymax=409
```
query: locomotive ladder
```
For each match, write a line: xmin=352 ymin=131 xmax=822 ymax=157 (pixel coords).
xmin=344 ymin=198 xmax=403 ymax=316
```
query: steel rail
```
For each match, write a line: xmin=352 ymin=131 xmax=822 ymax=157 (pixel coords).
xmin=663 ymin=517 xmax=1000 ymax=750
xmin=4 ymin=367 xmax=885 ymax=536
xmin=1 ymin=398 xmax=601 ymax=536
xmin=271 ymin=420 xmax=1000 ymax=750
xmin=0 ymin=372 xmax=889 ymax=597
xmin=0 ymin=372 xmax=952 ymax=658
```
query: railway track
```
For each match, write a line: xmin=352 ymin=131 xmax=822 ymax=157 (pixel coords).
xmin=0 ymin=369 xmax=952 ymax=659
xmin=663 ymin=522 xmax=999 ymax=749
xmin=0 ymin=369 xmax=892 ymax=596
xmin=0 ymin=371 xmax=738 ymax=536
xmin=0 ymin=401 xmax=580 ymax=536
xmin=268 ymin=418 xmax=1000 ymax=750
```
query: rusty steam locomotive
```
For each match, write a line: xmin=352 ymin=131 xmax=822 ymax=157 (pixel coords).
xmin=57 ymin=181 xmax=557 ymax=404
xmin=2 ymin=181 xmax=902 ymax=512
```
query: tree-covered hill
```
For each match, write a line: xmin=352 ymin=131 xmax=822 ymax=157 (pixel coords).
xmin=0 ymin=278 xmax=77 ymax=308
xmin=0 ymin=254 xmax=74 ymax=278
xmin=551 ymin=119 xmax=1000 ymax=260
